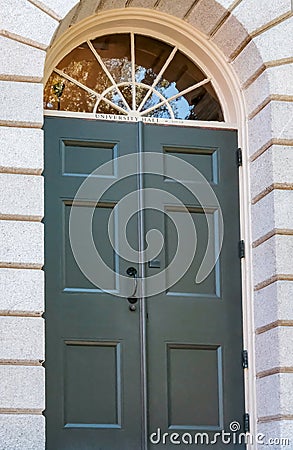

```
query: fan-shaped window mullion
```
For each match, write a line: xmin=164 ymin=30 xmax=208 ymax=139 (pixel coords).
xmin=131 ymin=33 xmax=136 ymax=111
xmin=87 ymin=40 xmax=131 ymax=112
xmin=44 ymin=33 xmax=224 ymax=122
xmin=136 ymin=46 xmax=177 ymax=113
xmin=54 ymin=68 xmax=128 ymax=115
xmin=140 ymin=78 xmax=211 ymax=117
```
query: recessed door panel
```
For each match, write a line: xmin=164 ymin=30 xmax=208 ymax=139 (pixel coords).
xmin=165 ymin=207 xmax=220 ymax=298
xmin=62 ymin=140 xmax=118 ymax=178
xmin=63 ymin=201 xmax=118 ymax=292
xmin=164 ymin=146 xmax=218 ymax=184
xmin=167 ymin=344 xmax=223 ymax=429
xmin=64 ymin=341 xmax=122 ymax=428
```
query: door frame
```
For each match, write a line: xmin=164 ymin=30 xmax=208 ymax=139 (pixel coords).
xmin=43 ymin=9 xmax=256 ymax=445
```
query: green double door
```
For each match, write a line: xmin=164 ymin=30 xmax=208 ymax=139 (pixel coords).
xmin=44 ymin=117 xmax=245 ymax=449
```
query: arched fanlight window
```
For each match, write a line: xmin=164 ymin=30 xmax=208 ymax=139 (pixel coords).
xmin=44 ymin=33 xmax=224 ymax=122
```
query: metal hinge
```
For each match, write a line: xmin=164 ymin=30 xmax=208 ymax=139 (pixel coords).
xmin=244 ymin=413 xmax=250 ymax=433
xmin=239 ymin=240 xmax=245 ymax=259
xmin=242 ymin=350 xmax=248 ymax=369
xmin=236 ymin=148 xmax=242 ymax=167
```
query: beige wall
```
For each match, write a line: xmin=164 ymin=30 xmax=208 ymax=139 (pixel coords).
xmin=0 ymin=0 xmax=292 ymax=448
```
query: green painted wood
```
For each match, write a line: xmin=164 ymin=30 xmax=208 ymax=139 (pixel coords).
xmin=144 ymin=124 xmax=245 ymax=449
xmin=44 ymin=117 xmax=142 ymax=450
xmin=44 ymin=118 xmax=245 ymax=449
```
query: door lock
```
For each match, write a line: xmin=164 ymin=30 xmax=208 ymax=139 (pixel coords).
xmin=126 ymin=267 xmax=137 ymax=277
xmin=126 ymin=267 xmax=138 ymax=310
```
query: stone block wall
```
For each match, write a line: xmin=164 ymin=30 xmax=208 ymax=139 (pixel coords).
xmin=0 ymin=0 xmax=292 ymax=448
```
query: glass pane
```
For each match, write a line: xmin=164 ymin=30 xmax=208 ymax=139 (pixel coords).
xmin=135 ymin=46 xmax=225 ymax=121
xmin=135 ymin=35 xmax=173 ymax=86
xmin=95 ymin=99 xmax=125 ymax=116
xmin=56 ymin=42 xmax=111 ymax=93
xmin=103 ymin=87 xmax=131 ymax=112
xmin=44 ymin=73 xmax=96 ymax=112
xmin=117 ymin=85 xmax=132 ymax=109
xmin=151 ymin=50 xmax=207 ymax=103
xmin=162 ymin=50 xmax=206 ymax=93
xmin=144 ymin=104 xmax=172 ymax=119
xmin=172 ymin=82 xmax=224 ymax=121
xmin=90 ymin=34 xmax=132 ymax=84
xmin=140 ymin=83 xmax=223 ymax=121
xmin=135 ymin=86 xmax=150 ymax=110
xmin=140 ymin=92 xmax=162 ymax=114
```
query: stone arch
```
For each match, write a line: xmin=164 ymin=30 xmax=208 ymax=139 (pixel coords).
xmin=0 ymin=1 xmax=292 ymax=448
xmin=50 ymin=0 xmax=273 ymax=117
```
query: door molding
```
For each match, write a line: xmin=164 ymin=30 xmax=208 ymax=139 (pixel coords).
xmin=43 ymin=9 xmax=257 ymax=446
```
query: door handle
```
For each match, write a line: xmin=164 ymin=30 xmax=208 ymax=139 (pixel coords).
xmin=126 ymin=267 xmax=138 ymax=310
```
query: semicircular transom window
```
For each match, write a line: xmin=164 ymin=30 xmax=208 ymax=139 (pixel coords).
xmin=44 ymin=33 xmax=224 ymax=122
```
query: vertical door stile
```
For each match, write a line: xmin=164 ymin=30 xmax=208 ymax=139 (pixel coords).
xmin=137 ymin=120 xmax=148 ymax=450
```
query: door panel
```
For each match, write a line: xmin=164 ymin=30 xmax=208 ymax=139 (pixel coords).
xmin=165 ymin=207 xmax=220 ymax=297
xmin=62 ymin=139 xmax=118 ymax=178
xmin=163 ymin=145 xmax=218 ymax=184
xmin=45 ymin=118 xmax=142 ymax=450
xmin=64 ymin=340 xmax=122 ymax=428
xmin=45 ymin=117 xmax=245 ymax=449
xmin=167 ymin=344 xmax=222 ymax=427
xmin=64 ymin=202 xmax=119 ymax=292
xmin=144 ymin=124 xmax=245 ymax=448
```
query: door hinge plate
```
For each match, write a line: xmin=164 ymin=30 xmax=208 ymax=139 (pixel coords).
xmin=242 ymin=350 xmax=248 ymax=369
xmin=237 ymin=148 xmax=242 ymax=167
xmin=244 ymin=413 xmax=250 ymax=433
xmin=239 ymin=240 xmax=245 ymax=259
